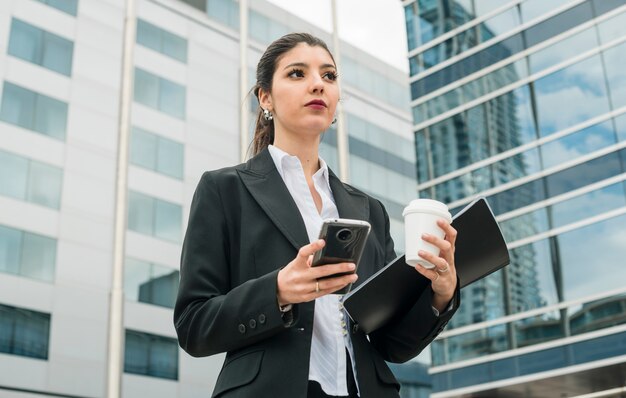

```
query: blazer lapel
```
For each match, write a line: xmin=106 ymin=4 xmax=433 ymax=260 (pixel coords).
xmin=328 ymin=170 xmax=369 ymax=222
xmin=238 ymin=149 xmax=309 ymax=251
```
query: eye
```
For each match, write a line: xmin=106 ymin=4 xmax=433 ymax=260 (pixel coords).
xmin=323 ymin=71 xmax=338 ymax=81
xmin=288 ymin=68 xmax=304 ymax=78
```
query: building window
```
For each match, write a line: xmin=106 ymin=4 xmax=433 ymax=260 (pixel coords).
xmin=207 ymin=0 xmax=239 ymax=29
xmin=34 ymin=0 xmax=78 ymax=16
xmin=130 ymin=127 xmax=184 ymax=179
xmin=136 ymin=19 xmax=187 ymax=63
xmin=124 ymin=258 xmax=179 ymax=309
xmin=0 ymin=225 xmax=56 ymax=282
xmin=0 ymin=82 xmax=68 ymax=140
xmin=248 ymin=10 xmax=289 ymax=44
xmin=133 ymin=68 xmax=186 ymax=119
xmin=127 ymin=191 xmax=182 ymax=242
xmin=0 ymin=304 xmax=51 ymax=360
xmin=0 ymin=150 xmax=63 ymax=209
xmin=8 ymin=18 xmax=74 ymax=76
xmin=124 ymin=330 xmax=178 ymax=380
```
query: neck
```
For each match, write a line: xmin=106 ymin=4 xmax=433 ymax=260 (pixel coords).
xmin=273 ymin=134 xmax=321 ymax=177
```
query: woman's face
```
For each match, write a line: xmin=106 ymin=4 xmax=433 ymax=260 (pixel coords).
xmin=260 ymin=43 xmax=339 ymax=140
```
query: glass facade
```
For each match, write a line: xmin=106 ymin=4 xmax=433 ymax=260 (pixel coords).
xmin=133 ymin=68 xmax=186 ymax=119
xmin=0 ymin=304 xmax=51 ymax=360
xmin=127 ymin=191 xmax=182 ymax=243
xmin=124 ymin=330 xmax=178 ymax=380
xmin=136 ymin=19 xmax=188 ymax=63
xmin=33 ymin=0 xmax=78 ymax=16
xmin=0 ymin=224 xmax=56 ymax=282
xmin=0 ymin=149 xmax=63 ymax=209
xmin=8 ymin=18 xmax=74 ymax=76
xmin=130 ymin=127 xmax=184 ymax=179
xmin=405 ymin=0 xmax=626 ymax=395
xmin=0 ymin=82 xmax=68 ymax=140
xmin=124 ymin=257 xmax=179 ymax=309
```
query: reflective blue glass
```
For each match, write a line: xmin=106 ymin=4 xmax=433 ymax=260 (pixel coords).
xmin=133 ymin=68 xmax=159 ymax=109
xmin=540 ymin=120 xmax=616 ymax=169
xmin=206 ymin=0 xmax=239 ymax=29
xmin=603 ymin=41 xmax=626 ymax=110
xmin=529 ymin=26 xmax=597 ymax=75
xmin=27 ymin=160 xmax=63 ymax=209
xmin=158 ymin=78 xmax=186 ymax=119
xmin=615 ymin=112 xmax=626 ymax=143
xmin=0 ymin=82 xmax=68 ymax=140
xmin=137 ymin=19 xmax=187 ymax=62
xmin=130 ymin=127 xmax=157 ymax=170
xmin=124 ymin=258 xmax=179 ymax=308
xmin=0 ymin=150 xmax=28 ymax=201
xmin=8 ymin=19 xmax=73 ymax=76
xmin=0 ymin=225 xmax=21 ymax=275
xmin=0 ymin=82 xmax=36 ymax=130
xmin=127 ymin=191 xmax=155 ymax=236
xmin=534 ymin=55 xmax=610 ymax=136
xmin=124 ymin=330 xmax=178 ymax=380
xmin=156 ymin=136 xmax=184 ymax=179
xmin=550 ymin=182 xmax=626 ymax=228
xmin=412 ymin=0 xmax=624 ymax=99
xmin=0 ymin=304 xmax=50 ymax=360
xmin=34 ymin=0 xmax=78 ymax=16
xmin=500 ymin=207 xmax=549 ymax=243
xmin=34 ymin=92 xmax=68 ymax=140
xmin=597 ymin=8 xmax=626 ymax=44
xmin=559 ymin=213 xmax=626 ymax=301
xmin=21 ymin=232 xmax=56 ymax=282
xmin=154 ymin=199 xmax=182 ymax=242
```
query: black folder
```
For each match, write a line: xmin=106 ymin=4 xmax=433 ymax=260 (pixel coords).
xmin=342 ymin=197 xmax=510 ymax=334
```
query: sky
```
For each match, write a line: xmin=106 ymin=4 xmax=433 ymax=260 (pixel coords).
xmin=265 ymin=0 xmax=410 ymax=72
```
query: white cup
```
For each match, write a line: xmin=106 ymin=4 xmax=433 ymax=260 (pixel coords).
xmin=403 ymin=199 xmax=452 ymax=268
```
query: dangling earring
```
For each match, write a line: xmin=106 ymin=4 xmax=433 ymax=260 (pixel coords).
xmin=331 ymin=117 xmax=337 ymax=125
xmin=263 ymin=108 xmax=273 ymax=121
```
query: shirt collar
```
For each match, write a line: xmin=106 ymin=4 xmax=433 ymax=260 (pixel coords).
xmin=267 ymin=144 xmax=330 ymax=187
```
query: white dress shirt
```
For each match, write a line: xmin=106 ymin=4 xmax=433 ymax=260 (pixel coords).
xmin=268 ymin=145 xmax=358 ymax=396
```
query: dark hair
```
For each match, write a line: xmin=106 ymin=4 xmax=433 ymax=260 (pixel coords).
xmin=251 ymin=33 xmax=335 ymax=156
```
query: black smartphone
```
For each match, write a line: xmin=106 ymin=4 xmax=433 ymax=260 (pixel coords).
xmin=312 ymin=218 xmax=371 ymax=294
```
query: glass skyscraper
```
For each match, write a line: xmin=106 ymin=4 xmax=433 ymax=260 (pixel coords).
xmin=405 ymin=0 xmax=626 ymax=396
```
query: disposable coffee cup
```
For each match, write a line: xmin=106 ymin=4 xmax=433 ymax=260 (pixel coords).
xmin=403 ymin=199 xmax=452 ymax=268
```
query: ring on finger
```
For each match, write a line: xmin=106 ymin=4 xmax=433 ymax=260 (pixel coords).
xmin=437 ymin=265 xmax=450 ymax=273
xmin=315 ymin=280 xmax=320 ymax=293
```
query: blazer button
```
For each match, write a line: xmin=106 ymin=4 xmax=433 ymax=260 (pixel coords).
xmin=238 ymin=324 xmax=246 ymax=334
xmin=249 ymin=319 xmax=257 ymax=329
xmin=258 ymin=314 xmax=266 ymax=324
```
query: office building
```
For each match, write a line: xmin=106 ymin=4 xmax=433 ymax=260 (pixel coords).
xmin=0 ymin=0 xmax=414 ymax=396
xmin=404 ymin=0 xmax=626 ymax=396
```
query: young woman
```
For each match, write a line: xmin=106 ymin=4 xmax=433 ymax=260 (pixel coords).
xmin=174 ymin=33 xmax=459 ymax=398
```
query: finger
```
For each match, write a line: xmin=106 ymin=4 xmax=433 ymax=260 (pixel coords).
xmin=437 ymin=219 xmax=458 ymax=247
xmin=421 ymin=233 xmax=452 ymax=255
xmin=309 ymin=262 xmax=356 ymax=279
xmin=297 ymin=239 xmax=325 ymax=265
xmin=418 ymin=250 xmax=452 ymax=273
xmin=317 ymin=273 xmax=359 ymax=294
xmin=413 ymin=263 xmax=440 ymax=282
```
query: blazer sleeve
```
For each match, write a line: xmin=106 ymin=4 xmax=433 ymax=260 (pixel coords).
xmin=368 ymin=200 xmax=460 ymax=363
xmin=174 ymin=172 xmax=293 ymax=357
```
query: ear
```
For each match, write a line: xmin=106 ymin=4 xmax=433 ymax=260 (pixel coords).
xmin=258 ymin=87 xmax=272 ymax=111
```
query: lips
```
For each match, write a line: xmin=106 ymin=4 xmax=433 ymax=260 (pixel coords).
xmin=305 ymin=99 xmax=327 ymax=108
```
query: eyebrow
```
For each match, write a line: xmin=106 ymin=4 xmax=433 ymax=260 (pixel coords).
xmin=283 ymin=62 xmax=336 ymax=70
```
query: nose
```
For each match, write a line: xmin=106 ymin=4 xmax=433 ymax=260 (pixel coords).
xmin=310 ymin=73 xmax=324 ymax=93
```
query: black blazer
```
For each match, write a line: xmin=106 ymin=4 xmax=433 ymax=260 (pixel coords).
xmin=174 ymin=148 xmax=459 ymax=398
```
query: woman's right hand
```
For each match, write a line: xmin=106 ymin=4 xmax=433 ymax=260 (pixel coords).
xmin=276 ymin=239 xmax=358 ymax=306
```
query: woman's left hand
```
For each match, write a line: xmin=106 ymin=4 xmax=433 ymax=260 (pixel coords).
xmin=413 ymin=219 xmax=458 ymax=313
